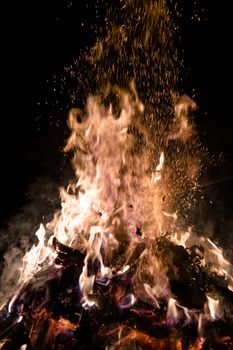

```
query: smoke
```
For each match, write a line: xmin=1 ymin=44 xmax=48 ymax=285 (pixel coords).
xmin=0 ymin=175 xmax=61 ymax=304
xmin=191 ymin=179 xmax=233 ymax=263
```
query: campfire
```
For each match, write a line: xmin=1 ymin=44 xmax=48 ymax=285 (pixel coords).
xmin=0 ymin=1 xmax=233 ymax=349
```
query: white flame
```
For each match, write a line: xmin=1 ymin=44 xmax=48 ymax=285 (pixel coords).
xmin=170 ymin=228 xmax=192 ymax=248
xmin=198 ymin=313 xmax=204 ymax=337
xmin=167 ymin=298 xmax=178 ymax=319
xmin=19 ymin=345 xmax=27 ymax=350
xmin=152 ymin=151 xmax=164 ymax=184
xmin=143 ymin=283 xmax=160 ymax=308
xmin=162 ymin=211 xmax=178 ymax=220
xmin=118 ymin=293 xmax=136 ymax=309
xmin=206 ymin=295 xmax=221 ymax=320
xmin=8 ymin=292 xmax=19 ymax=314
xmin=117 ymin=265 xmax=130 ymax=275
xmin=18 ymin=224 xmax=56 ymax=285
xmin=79 ymin=228 xmax=110 ymax=307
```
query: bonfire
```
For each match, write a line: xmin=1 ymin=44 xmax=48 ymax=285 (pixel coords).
xmin=0 ymin=1 xmax=232 ymax=349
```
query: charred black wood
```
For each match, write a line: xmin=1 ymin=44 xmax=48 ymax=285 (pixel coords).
xmin=53 ymin=237 xmax=84 ymax=267
xmin=154 ymin=238 xmax=233 ymax=311
xmin=1 ymin=237 xmax=233 ymax=349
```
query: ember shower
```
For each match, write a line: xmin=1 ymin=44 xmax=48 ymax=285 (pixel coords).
xmin=1 ymin=1 xmax=233 ymax=349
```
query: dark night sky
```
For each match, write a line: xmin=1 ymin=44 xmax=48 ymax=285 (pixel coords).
xmin=1 ymin=0 xmax=233 ymax=226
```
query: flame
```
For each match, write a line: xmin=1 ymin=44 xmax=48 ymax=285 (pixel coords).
xmin=5 ymin=85 xmax=232 ymax=326
xmin=171 ymin=230 xmax=233 ymax=291
xmin=19 ymin=345 xmax=27 ymax=350
xmin=2 ymin=70 xmax=214 ymax=320
xmin=45 ymin=86 xmax=176 ymax=305
xmin=0 ymin=1 xmax=233 ymax=348
xmin=198 ymin=313 xmax=204 ymax=337
xmin=18 ymin=224 xmax=56 ymax=286
xmin=2 ymin=83 xmax=232 ymax=350
xmin=152 ymin=151 xmax=164 ymax=184
xmin=167 ymin=298 xmax=178 ymax=320
xmin=206 ymin=295 xmax=221 ymax=320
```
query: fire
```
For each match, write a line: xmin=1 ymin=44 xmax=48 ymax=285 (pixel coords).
xmin=110 ymin=329 xmax=183 ymax=349
xmin=19 ymin=224 xmax=56 ymax=286
xmin=45 ymin=86 xmax=179 ymax=307
xmin=171 ymin=230 xmax=233 ymax=292
xmin=1 ymin=0 xmax=233 ymax=348
xmin=1 ymin=88 xmax=233 ymax=348
xmin=206 ymin=295 xmax=221 ymax=320
xmin=167 ymin=298 xmax=178 ymax=321
xmin=1 ymin=85 xmax=233 ymax=349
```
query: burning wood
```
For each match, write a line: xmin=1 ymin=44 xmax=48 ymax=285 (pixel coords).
xmin=1 ymin=90 xmax=233 ymax=348
xmin=1 ymin=235 xmax=233 ymax=349
xmin=1 ymin=1 xmax=233 ymax=349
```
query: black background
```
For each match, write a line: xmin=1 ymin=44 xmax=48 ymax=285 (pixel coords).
xmin=1 ymin=0 xmax=233 ymax=226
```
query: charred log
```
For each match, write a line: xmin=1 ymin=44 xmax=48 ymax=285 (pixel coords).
xmin=0 ymin=237 xmax=233 ymax=349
